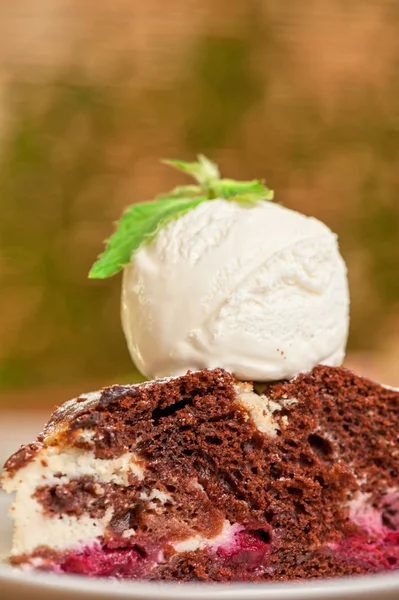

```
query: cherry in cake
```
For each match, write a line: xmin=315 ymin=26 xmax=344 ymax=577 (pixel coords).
xmin=2 ymin=366 xmax=398 ymax=581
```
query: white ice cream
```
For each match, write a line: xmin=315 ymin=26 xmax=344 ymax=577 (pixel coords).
xmin=122 ymin=199 xmax=349 ymax=381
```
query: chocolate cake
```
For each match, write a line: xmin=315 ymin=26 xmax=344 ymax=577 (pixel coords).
xmin=2 ymin=366 xmax=398 ymax=581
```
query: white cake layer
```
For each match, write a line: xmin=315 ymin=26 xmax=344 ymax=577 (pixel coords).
xmin=1 ymin=445 xmax=144 ymax=555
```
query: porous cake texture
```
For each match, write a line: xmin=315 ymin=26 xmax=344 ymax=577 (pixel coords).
xmin=2 ymin=367 xmax=398 ymax=581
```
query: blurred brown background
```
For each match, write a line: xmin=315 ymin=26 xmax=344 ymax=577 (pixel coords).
xmin=1 ymin=0 xmax=399 ymax=412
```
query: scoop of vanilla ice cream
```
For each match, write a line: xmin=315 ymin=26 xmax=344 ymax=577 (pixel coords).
xmin=121 ymin=199 xmax=349 ymax=381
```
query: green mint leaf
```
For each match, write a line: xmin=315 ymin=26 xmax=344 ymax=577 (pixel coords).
xmin=89 ymin=196 xmax=206 ymax=279
xmin=197 ymin=154 xmax=220 ymax=180
xmin=212 ymin=178 xmax=274 ymax=200
xmin=89 ymin=155 xmax=276 ymax=279
xmin=162 ymin=155 xmax=219 ymax=185
xmin=230 ymin=194 xmax=265 ymax=206
xmin=156 ymin=184 xmax=202 ymax=200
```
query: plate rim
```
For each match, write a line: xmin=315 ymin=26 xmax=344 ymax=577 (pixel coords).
xmin=1 ymin=563 xmax=399 ymax=599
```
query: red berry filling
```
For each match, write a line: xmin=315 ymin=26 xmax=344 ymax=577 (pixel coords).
xmin=60 ymin=543 xmax=159 ymax=579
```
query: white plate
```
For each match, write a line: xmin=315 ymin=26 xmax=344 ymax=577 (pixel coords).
xmin=1 ymin=492 xmax=399 ymax=600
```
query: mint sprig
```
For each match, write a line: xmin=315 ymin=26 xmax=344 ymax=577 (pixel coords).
xmin=89 ymin=155 xmax=274 ymax=279
xmin=162 ymin=154 xmax=220 ymax=186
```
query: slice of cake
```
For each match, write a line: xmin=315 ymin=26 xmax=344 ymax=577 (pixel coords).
xmin=2 ymin=366 xmax=398 ymax=581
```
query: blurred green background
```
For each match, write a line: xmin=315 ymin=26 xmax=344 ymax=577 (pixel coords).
xmin=1 ymin=0 xmax=399 ymax=409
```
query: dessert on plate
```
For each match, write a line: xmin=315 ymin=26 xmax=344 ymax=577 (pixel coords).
xmin=2 ymin=157 xmax=398 ymax=581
